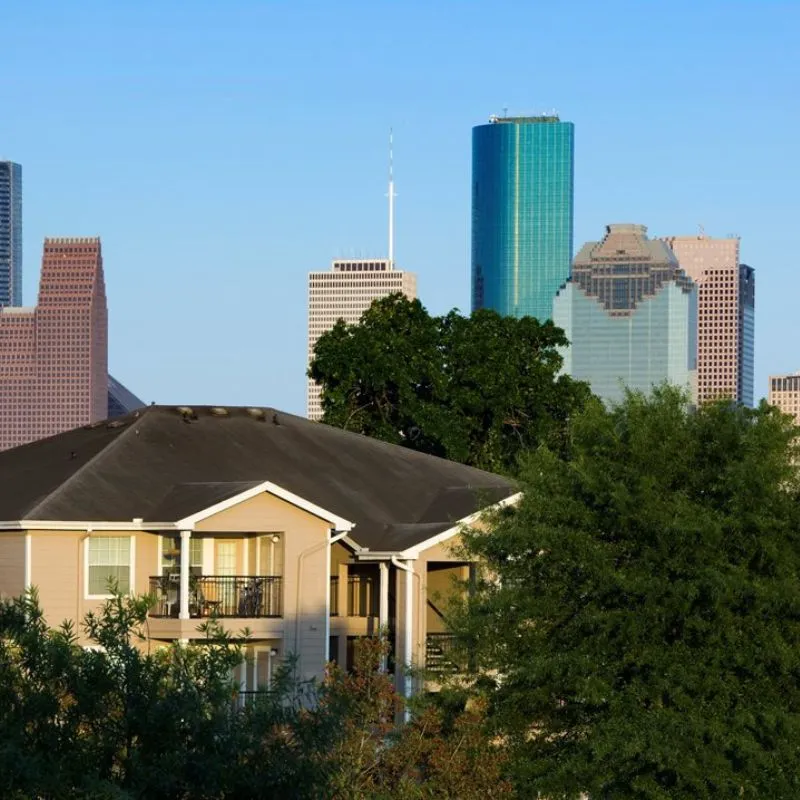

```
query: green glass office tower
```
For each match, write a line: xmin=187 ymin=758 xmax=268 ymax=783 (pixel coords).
xmin=471 ymin=115 xmax=574 ymax=320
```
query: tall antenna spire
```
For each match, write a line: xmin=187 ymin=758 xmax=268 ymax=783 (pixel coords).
xmin=388 ymin=128 xmax=396 ymax=267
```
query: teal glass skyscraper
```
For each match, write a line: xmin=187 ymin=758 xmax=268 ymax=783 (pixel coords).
xmin=471 ymin=115 xmax=574 ymax=320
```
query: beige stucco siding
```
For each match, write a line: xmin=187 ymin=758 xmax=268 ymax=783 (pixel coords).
xmin=0 ymin=533 xmax=25 ymax=599
xmin=197 ymin=491 xmax=333 ymax=681
xmin=30 ymin=531 xmax=159 ymax=642
xmin=31 ymin=531 xmax=83 ymax=633
xmin=195 ymin=492 xmax=321 ymax=533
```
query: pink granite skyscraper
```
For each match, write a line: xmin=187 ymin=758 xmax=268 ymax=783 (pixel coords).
xmin=0 ymin=237 xmax=107 ymax=450
xmin=661 ymin=234 xmax=755 ymax=406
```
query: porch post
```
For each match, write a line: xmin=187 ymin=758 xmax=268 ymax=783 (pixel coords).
xmin=379 ymin=561 xmax=389 ymax=671
xmin=404 ymin=560 xmax=413 ymax=707
xmin=179 ymin=530 xmax=191 ymax=620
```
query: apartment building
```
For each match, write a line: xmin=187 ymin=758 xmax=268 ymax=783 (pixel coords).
xmin=0 ymin=405 xmax=516 ymax=697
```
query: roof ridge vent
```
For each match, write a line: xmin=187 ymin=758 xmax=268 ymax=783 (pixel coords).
xmin=176 ymin=406 xmax=197 ymax=423
xmin=209 ymin=407 xmax=229 ymax=417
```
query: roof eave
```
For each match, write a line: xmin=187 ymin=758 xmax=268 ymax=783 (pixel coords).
xmin=395 ymin=491 xmax=523 ymax=559
xmin=0 ymin=520 xmax=177 ymax=531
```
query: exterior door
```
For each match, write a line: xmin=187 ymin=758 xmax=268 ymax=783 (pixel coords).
xmin=215 ymin=541 xmax=237 ymax=575
xmin=215 ymin=541 xmax=238 ymax=614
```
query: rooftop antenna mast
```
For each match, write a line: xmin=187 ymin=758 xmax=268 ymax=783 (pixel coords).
xmin=387 ymin=128 xmax=396 ymax=267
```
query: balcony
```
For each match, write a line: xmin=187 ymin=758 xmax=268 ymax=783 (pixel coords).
xmin=148 ymin=575 xmax=283 ymax=618
xmin=348 ymin=574 xmax=378 ymax=617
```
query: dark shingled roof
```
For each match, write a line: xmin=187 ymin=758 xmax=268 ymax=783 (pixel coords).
xmin=0 ymin=406 xmax=516 ymax=552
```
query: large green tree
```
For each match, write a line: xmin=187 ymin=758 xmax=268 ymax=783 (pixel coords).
xmin=309 ymin=294 xmax=589 ymax=474
xmin=0 ymin=590 xmax=511 ymax=798
xmin=456 ymin=387 xmax=800 ymax=798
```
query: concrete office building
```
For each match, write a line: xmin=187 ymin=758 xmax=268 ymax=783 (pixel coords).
xmin=768 ymin=373 xmax=800 ymax=425
xmin=471 ymin=114 xmax=574 ymax=321
xmin=0 ymin=237 xmax=107 ymax=450
xmin=662 ymin=234 xmax=755 ymax=406
xmin=307 ymin=259 xmax=416 ymax=420
xmin=0 ymin=161 xmax=23 ymax=307
xmin=553 ymin=224 xmax=697 ymax=406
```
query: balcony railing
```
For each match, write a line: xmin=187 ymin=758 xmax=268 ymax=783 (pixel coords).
xmin=330 ymin=576 xmax=339 ymax=616
xmin=425 ymin=632 xmax=459 ymax=674
xmin=148 ymin=575 xmax=283 ymax=618
xmin=348 ymin=575 xmax=378 ymax=617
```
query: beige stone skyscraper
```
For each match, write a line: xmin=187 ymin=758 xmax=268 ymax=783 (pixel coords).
xmin=307 ymin=259 xmax=417 ymax=420
xmin=661 ymin=234 xmax=755 ymax=406
xmin=768 ymin=373 xmax=800 ymax=424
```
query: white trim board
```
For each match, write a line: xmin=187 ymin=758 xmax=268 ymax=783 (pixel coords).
xmin=397 ymin=491 xmax=523 ymax=559
xmin=174 ymin=480 xmax=355 ymax=532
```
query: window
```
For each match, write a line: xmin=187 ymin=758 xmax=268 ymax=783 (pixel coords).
xmin=87 ymin=536 xmax=132 ymax=596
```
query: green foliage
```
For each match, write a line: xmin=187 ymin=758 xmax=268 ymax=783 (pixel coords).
xmin=456 ymin=386 xmax=800 ymax=798
xmin=309 ymin=294 xmax=589 ymax=474
xmin=0 ymin=592 xmax=511 ymax=798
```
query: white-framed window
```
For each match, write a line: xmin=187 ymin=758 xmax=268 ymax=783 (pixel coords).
xmin=85 ymin=536 xmax=135 ymax=598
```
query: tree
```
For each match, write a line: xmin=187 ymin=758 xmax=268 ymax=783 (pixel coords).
xmin=0 ymin=589 xmax=340 ymax=799
xmin=456 ymin=387 xmax=800 ymax=798
xmin=320 ymin=636 xmax=513 ymax=799
xmin=309 ymin=294 xmax=590 ymax=474
xmin=0 ymin=590 xmax=512 ymax=798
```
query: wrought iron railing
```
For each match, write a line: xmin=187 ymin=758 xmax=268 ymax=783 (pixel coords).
xmin=425 ymin=632 xmax=459 ymax=674
xmin=148 ymin=575 xmax=283 ymax=618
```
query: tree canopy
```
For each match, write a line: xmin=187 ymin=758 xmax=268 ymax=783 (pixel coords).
xmin=0 ymin=590 xmax=507 ymax=799
xmin=309 ymin=294 xmax=590 ymax=475
xmin=456 ymin=386 xmax=800 ymax=798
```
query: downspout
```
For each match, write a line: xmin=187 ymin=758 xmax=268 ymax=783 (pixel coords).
xmin=79 ymin=527 xmax=93 ymax=627
xmin=294 ymin=528 xmax=351 ymax=675
xmin=391 ymin=556 xmax=416 ymax=721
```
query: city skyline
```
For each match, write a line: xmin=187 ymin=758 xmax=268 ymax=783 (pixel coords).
xmin=2 ymin=1 xmax=797 ymax=413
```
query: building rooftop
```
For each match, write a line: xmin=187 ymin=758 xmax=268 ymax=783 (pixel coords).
xmin=488 ymin=114 xmax=561 ymax=124
xmin=0 ymin=405 xmax=515 ymax=552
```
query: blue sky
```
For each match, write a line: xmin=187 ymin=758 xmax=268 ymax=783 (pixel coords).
xmin=2 ymin=0 xmax=797 ymax=413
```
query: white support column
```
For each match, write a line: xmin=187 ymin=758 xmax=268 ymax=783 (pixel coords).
xmin=325 ymin=530 xmax=349 ymax=662
xmin=404 ymin=560 xmax=413 ymax=707
xmin=379 ymin=561 xmax=389 ymax=671
xmin=179 ymin=530 xmax=191 ymax=620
